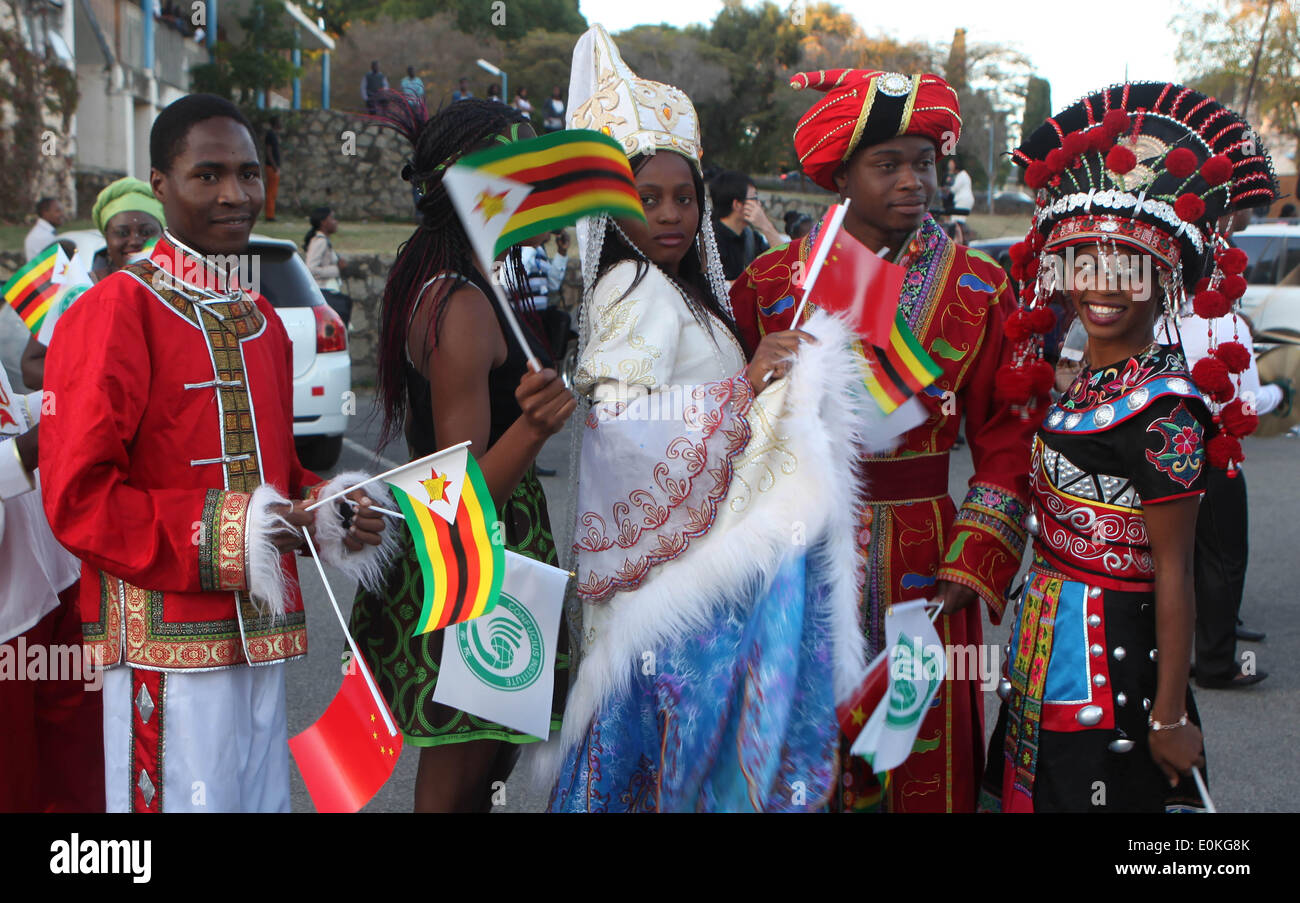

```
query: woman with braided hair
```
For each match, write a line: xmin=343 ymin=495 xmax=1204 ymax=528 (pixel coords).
xmin=348 ymin=94 xmax=576 ymax=812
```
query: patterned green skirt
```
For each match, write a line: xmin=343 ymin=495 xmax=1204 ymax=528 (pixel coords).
xmin=348 ymin=466 xmax=571 ymax=747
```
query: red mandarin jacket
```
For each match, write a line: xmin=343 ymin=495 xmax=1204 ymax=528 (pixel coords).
xmin=40 ymin=235 xmax=323 ymax=671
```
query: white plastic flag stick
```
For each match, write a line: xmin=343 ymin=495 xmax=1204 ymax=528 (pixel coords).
xmin=344 ymin=499 xmax=404 ymax=520
xmin=1193 ymin=766 xmax=1217 ymax=813
xmin=789 ymin=198 xmax=852 ymax=326
xmin=300 ymin=528 xmax=398 ymax=737
xmin=474 ymin=249 xmax=543 ymax=374
xmin=304 ymin=440 xmax=472 ymax=512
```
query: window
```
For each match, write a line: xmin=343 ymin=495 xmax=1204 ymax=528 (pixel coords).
xmin=1233 ymin=234 xmax=1282 ymax=285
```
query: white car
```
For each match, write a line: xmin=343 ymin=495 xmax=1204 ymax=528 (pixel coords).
xmin=40 ymin=231 xmax=350 ymax=470
xmin=1229 ymin=222 xmax=1300 ymax=338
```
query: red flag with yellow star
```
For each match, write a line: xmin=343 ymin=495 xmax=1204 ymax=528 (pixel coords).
xmin=836 ymin=648 xmax=890 ymax=743
xmin=289 ymin=651 xmax=403 ymax=812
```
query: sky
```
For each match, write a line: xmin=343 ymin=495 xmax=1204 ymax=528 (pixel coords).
xmin=578 ymin=0 xmax=1186 ymax=117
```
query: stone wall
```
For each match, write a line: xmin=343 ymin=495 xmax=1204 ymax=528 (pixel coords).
xmin=245 ymin=109 xmax=416 ymax=222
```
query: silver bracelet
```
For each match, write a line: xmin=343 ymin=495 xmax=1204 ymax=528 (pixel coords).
xmin=1148 ymin=713 xmax=1189 ymax=732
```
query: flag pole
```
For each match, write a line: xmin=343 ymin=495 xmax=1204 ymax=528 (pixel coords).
xmin=304 ymin=440 xmax=473 ymax=512
xmin=301 ymin=527 xmax=399 ymax=737
xmin=1192 ymin=766 xmax=1217 ymax=813
xmin=478 ymin=251 xmax=543 ymax=374
xmin=790 ymin=199 xmax=852 ymax=326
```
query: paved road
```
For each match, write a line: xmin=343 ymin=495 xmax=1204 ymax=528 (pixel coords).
xmin=294 ymin=390 xmax=1299 ymax=812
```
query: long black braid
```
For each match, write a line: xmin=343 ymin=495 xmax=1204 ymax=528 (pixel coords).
xmin=596 ymin=153 xmax=745 ymax=349
xmin=369 ymin=92 xmax=539 ymax=449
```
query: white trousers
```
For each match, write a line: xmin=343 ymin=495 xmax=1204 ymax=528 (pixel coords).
xmin=103 ymin=664 xmax=291 ymax=813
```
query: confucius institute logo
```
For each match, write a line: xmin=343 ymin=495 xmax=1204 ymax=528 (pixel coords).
xmin=455 ymin=593 xmax=544 ymax=691
xmin=886 ymin=633 xmax=941 ymax=728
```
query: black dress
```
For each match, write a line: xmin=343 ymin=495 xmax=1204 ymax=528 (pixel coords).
xmin=349 ymin=270 xmax=570 ymax=755
xmin=982 ymin=344 xmax=1211 ymax=812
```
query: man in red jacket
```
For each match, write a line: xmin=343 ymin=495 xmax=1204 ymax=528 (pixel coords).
xmin=41 ymin=94 xmax=392 ymax=812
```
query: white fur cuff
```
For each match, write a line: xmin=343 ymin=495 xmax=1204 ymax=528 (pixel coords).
xmin=247 ymin=483 xmax=294 ymax=618
xmin=310 ymin=471 xmax=400 ymax=593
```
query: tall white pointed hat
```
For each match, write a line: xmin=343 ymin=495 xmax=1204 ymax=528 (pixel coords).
xmin=567 ymin=24 xmax=702 ymax=168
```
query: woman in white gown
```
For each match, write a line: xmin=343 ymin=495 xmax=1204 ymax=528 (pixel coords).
xmin=532 ymin=26 xmax=875 ymax=812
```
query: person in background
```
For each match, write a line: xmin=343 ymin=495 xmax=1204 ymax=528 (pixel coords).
xmin=1175 ymin=303 xmax=1279 ymax=689
xmin=362 ymin=61 xmax=389 ymax=114
xmin=487 ymin=83 xmax=503 ymax=102
xmin=948 ymin=157 xmax=974 ymax=222
xmin=263 ymin=116 xmax=282 ymax=222
xmin=451 ymin=77 xmax=472 ymax=103
xmin=783 ymin=210 xmax=813 ymax=242
xmin=24 ymin=197 xmax=63 ymax=262
xmin=512 ymin=86 xmax=533 ymax=120
xmin=304 ymin=206 xmax=352 ymax=326
xmin=542 ymin=85 xmax=565 ymax=133
xmin=21 ymin=178 xmax=165 ymax=390
xmin=400 ymin=66 xmax=425 ymax=104
xmin=710 ymin=171 xmax=782 ymax=281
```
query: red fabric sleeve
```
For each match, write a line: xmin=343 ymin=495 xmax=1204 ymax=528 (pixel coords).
xmin=935 ymin=275 xmax=1040 ymax=623
xmin=728 ymin=270 xmax=763 ymax=359
xmin=39 ymin=287 xmax=244 ymax=594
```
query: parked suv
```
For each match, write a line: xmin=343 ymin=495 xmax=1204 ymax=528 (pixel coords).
xmin=1230 ymin=223 xmax=1300 ymax=337
xmin=40 ymin=232 xmax=350 ymax=470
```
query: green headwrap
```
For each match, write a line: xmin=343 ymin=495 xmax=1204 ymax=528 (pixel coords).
xmin=91 ymin=177 xmax=165 ymax=235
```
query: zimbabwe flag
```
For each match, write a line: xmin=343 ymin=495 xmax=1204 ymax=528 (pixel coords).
xmin=2 ymin=244 xmax=65 ymax=335
xmin=386 ymin=447 xmax=505 ymax=635
xmin=858 ymin=312 xmax=944 ymax=413
xmin=444 ymin=129 xmax=645 ymax=263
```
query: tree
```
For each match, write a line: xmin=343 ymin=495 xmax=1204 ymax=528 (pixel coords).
xmin=191 ymin=0 xmax=301 ymax=104
xmin=1175 ymin=0 xmax=1300 ymax=150
xmin=945 ymin=28 xmax=968 ymax=94
xmin=1020 ymin=75 xmax=1051 ymax=147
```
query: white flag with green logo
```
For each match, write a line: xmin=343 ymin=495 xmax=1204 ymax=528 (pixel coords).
xmin=432 ymin=549 xmax=568 ymax=740
xmin=849 ymin=599 xmax=946 ymax=774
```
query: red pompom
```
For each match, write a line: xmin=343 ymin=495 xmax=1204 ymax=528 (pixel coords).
xmin=1207 ymin=434 xmax=1243 ymax=470
xmin=1219 ymin=273 xmax=1247 ymax=301
xmin=1192 ymin=289 xmax=1230 ymax=319
xmin=1217 ymin=247 xmax=1248 ymax=275
xmin=1220 ymin=398 xmax=1259 ymax=437
xmin=1046 ymin=148 xmax=1069 ymax=172
xmin=1028 ymin=306 xmax=1057 ymax=334
xmin=1174 ymin=193 xmax=1206 ymax=223
xmin=1028 ymin=360 xmax=1056 ymax=395
xmin=1194 ymin=277 xmax=1212 ymax=294
xmin=1004 ymin=310 xmax=1033 ymax=343
xmin=1164 ymin=147 xmax=1199 ymax=178
xmin=1102 ymin=109 xmax=1130 ymax=137
xmin=1215 ymin=340 xmax=1251 ymax=374
xmin=1025 ymin=161 xmax=1051 ymax=190
xmin=1192 ymin=356 xmax=1232 ymax=396
xmin=1010 ymin=261 xmax=1027 ymax=282
xmin=1200 ymin=154 xmax=1233 ymax=187
xmin=1008 ymin=241 xmax=1031 ymax=265
xmin=994 ymin=364 xmax=1035 ymax=404
xmin=1062 ymin=132 xmax=1088 ymax=159
xmin=1087 ymin=127 xmax=1113 ymax=152
xmin=1105 ymin=145 xmax=1137 ymax=175
xmin=1024 ymin=257 xmax=1041 ymax=281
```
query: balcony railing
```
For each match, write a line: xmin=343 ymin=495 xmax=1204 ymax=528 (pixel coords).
xmin=81 ymin=0 xmax=206 ymax=89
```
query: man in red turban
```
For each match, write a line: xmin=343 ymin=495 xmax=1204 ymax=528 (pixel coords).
xmin=730 ymin=70 xmax=1043 ymax=813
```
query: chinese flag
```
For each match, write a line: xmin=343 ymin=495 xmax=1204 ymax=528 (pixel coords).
xmin=289 ymin=653 xmax=403 ymax=812
xmin=836 ymin=651 xmax=890 ymax=744
xmin=803 ymin=226 xmax=903 ymax=348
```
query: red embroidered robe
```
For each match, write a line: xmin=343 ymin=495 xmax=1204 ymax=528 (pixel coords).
xmin=729 ymin=216 xmax=1039 ymax=812
xmin=40 ymin=236 xmax=322 ymax=672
